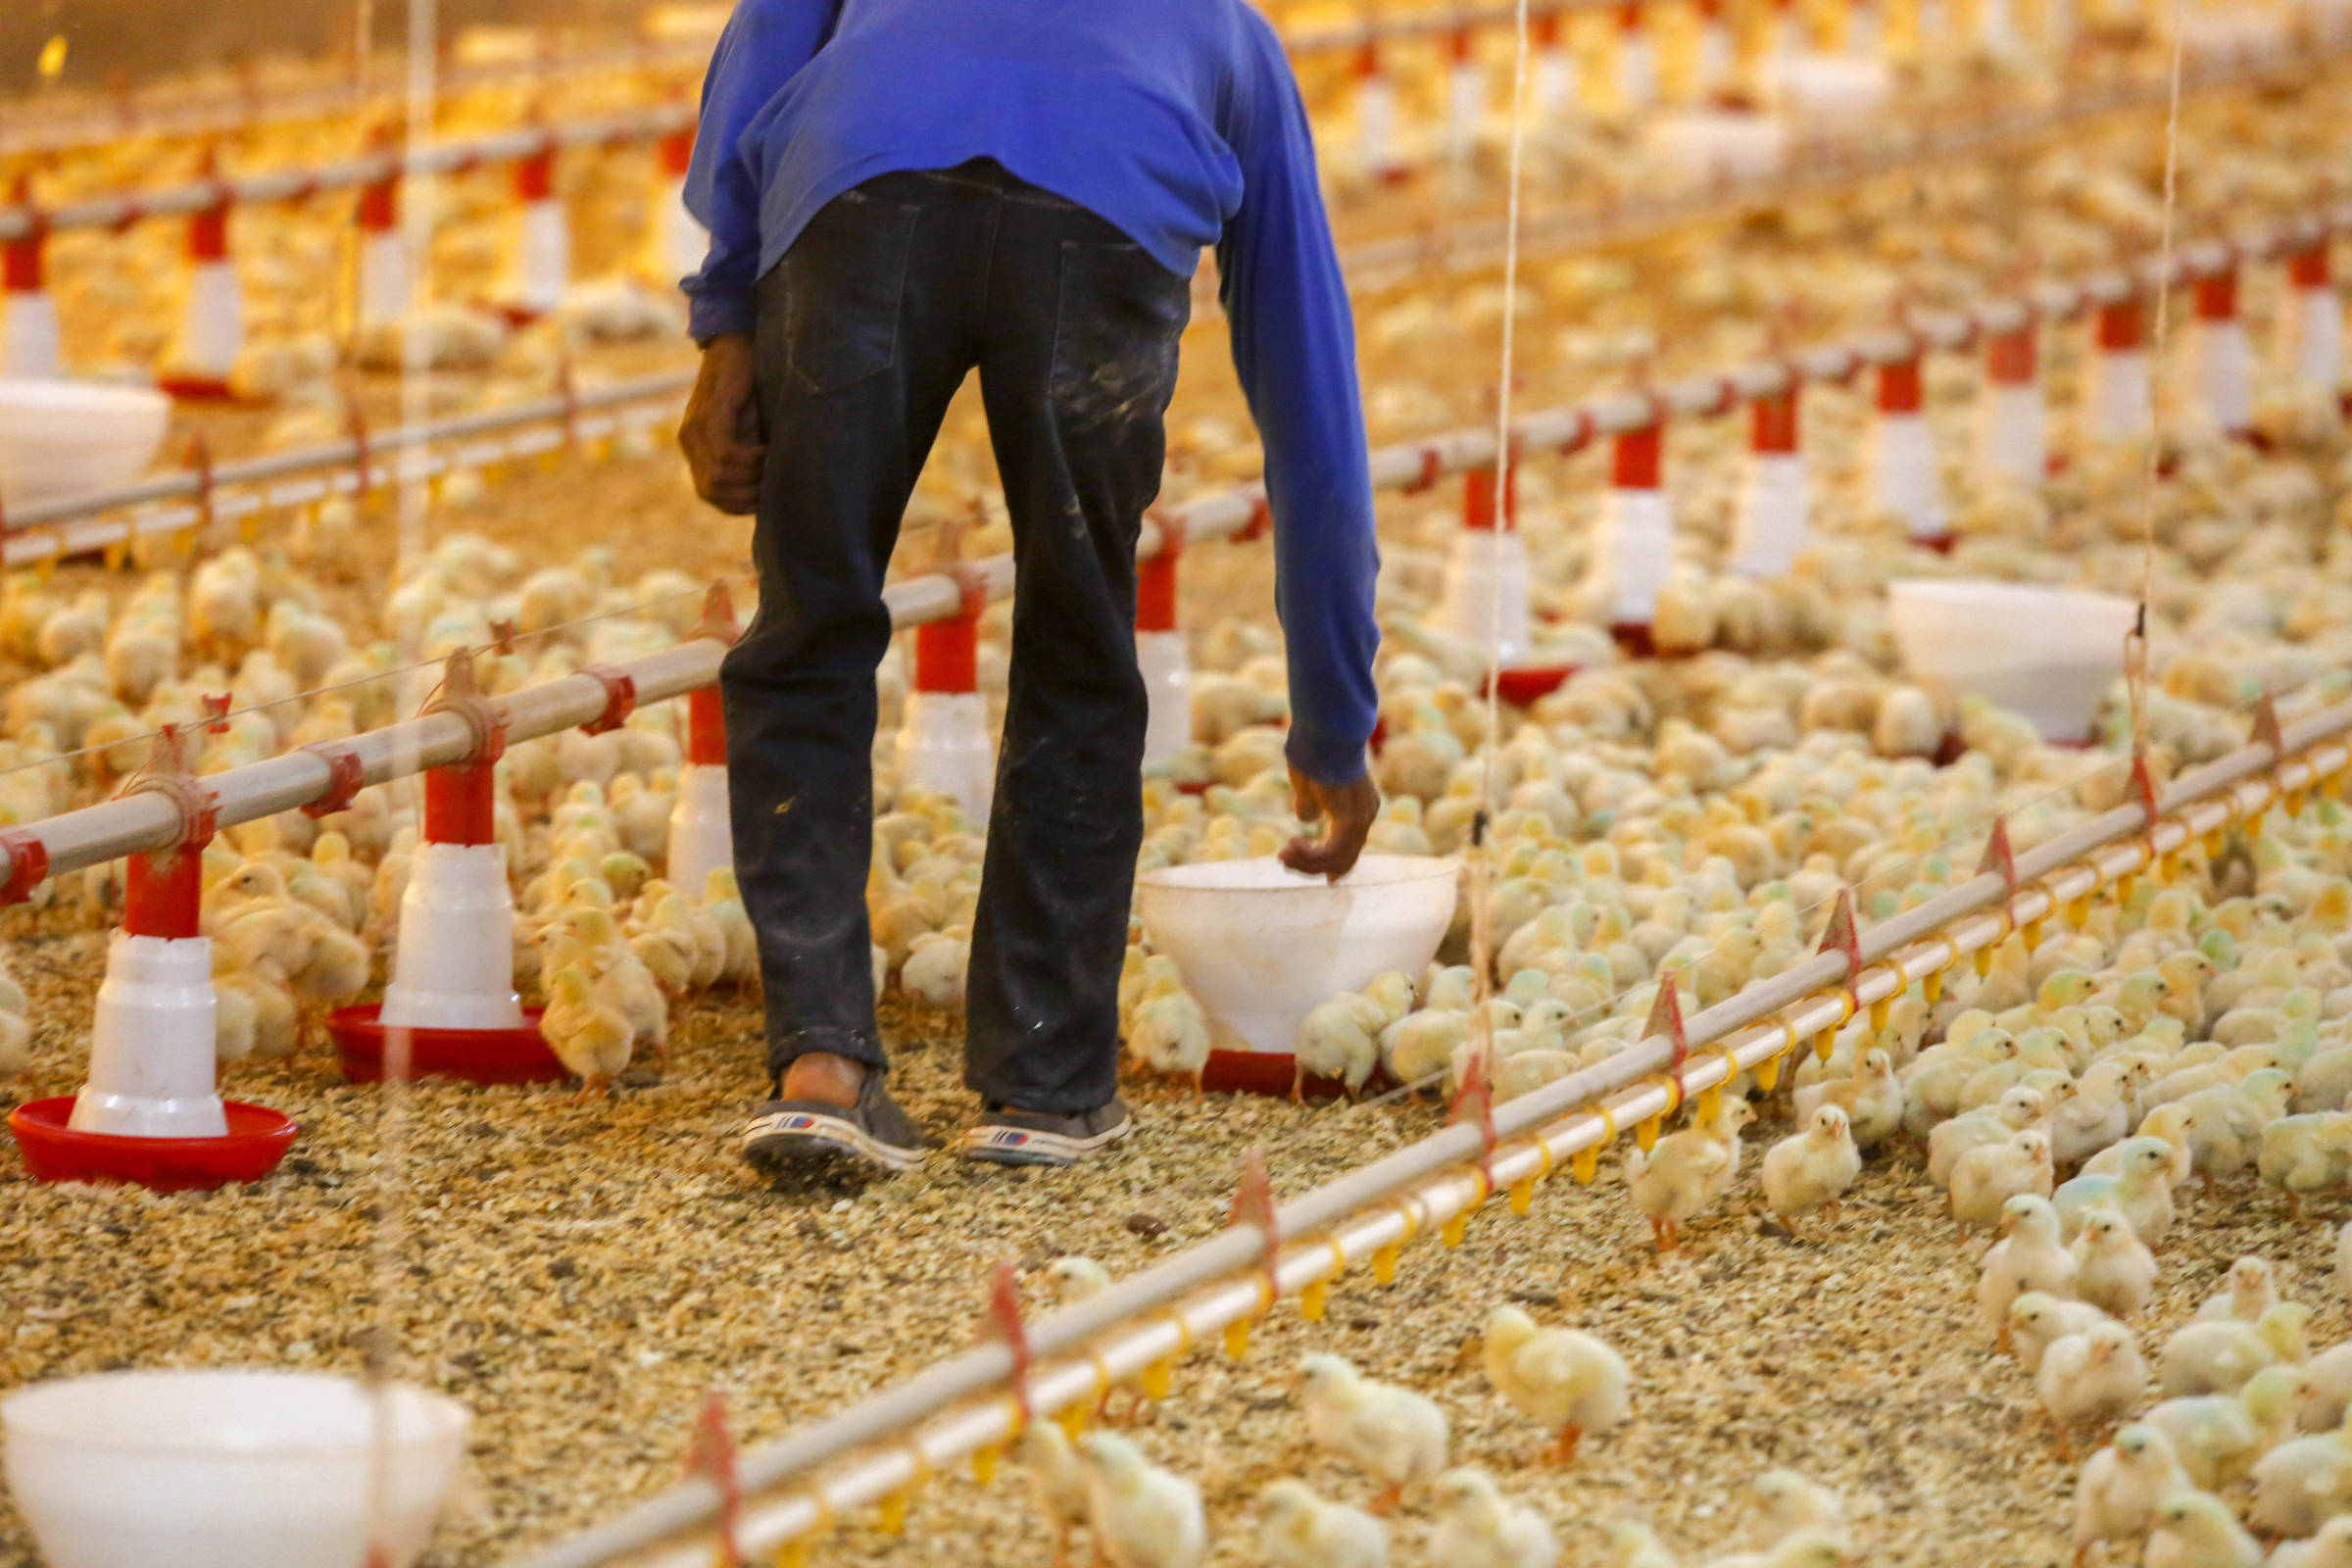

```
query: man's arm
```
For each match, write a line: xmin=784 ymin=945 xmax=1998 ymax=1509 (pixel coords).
xmin=1216 ymin=13 xmax=1382 ymax=876
xmin=678 ymin=0 xmax=836 ymax=513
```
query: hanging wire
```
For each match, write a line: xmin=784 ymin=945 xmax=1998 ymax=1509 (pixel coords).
xmin=2124 ymin=0 xmax=2189 ymax=760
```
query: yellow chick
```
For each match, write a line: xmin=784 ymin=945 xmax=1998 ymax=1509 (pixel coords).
xmin=1425 ymin=1468 xmax=1557 ymax=1568
xmin=2037 ymin=1321 xmax=2149 ymax=1460
xmin=1481 ymin=1304 xmax=1630 ymax=1466
xmin=1297 ymin=1353 xmax=1449 ymax=1514
xmin=2072 ymin=1424 xmax=2187 ymax=1566
xmin=543 ymin=964 xmax=632 ymax=1101
xmin=1257 ymin=1481 xmax=1387 ymax=1568
xmin=1760 ymin=1104 xmax=1861 ymax=1238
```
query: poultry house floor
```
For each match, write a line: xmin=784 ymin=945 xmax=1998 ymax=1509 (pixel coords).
xmin=0 ymin=910 xmax=2340 ymax=1568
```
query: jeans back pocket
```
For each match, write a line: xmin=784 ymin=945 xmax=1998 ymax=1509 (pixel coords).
xmin=783 ymin=188 xmax=922 ymax=395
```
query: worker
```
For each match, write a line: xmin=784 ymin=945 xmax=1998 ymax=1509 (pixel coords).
xmin=677 ymin=0 xmax=1382 ymax=1179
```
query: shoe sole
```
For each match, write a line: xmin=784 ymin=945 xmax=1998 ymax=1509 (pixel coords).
xmin=959 ymin=1113 xmax=1135 ymax=1168
xmin=744 ymin=1108 xmax=925 ymax=1178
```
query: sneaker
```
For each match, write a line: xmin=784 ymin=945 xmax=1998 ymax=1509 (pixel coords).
xmin=961 ymin=1100 xmax=1136 ymax=1167
xmin=743 ymin=1069 xmax=928 ymax=1178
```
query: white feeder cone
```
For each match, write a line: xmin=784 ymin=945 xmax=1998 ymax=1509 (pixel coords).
xmin=659 ymin=177 xmax=708 ymax=285
xmin=1535 ymin=41 xmax=1578 ymax=115
xmin=74 ymin=933 xmax=226 ymax=1139
xmin=1980 ymin=383 xmax=2046 ymax=484
xmin=1620 ymin=32 xmax=1659 ymax=109
xmin=378 ymin=843 xmax=527 ymax=1031
xmin=1447 ymin=59 xmax=1485 ymax=167
xmin=1696 ymin=18 xmax=1735 ymax=92
xmin=2199 ymin=318 xmax=2252 ymax=434
xmin=1 ymin=290 xmax=60 ymax=379
xmin=1356 ymin=72 xmax=1401 ymax=182
xmin=1730 ymin=453 xmax=1810 ymax=577
xmin=2285 ymin=287 xmax=2342 ymax=393
xmin=1138 ymin=629 xmax=1193 ymax=769
xmin=2090 ymin=347 xmax=2152 ymax=444
xmin=1873 ymin=413 xmax=1947 ymax=539
xmin=514 ymin=200 xmax=569 ymax=318
xmin=180 ymin=259 xmax=244 ymax=381
xmin=1437 ymin=529 xmax=1535 ymax=666
xmin=359 ymin=230 xmax=410 ymax=329
xmin=667 ymin=762 xmax=734 ymax=898
xmin=1593 ymin=487 xmax=1676 ymax=625
xmin=897 ymin=692 xmax=995 ymax=828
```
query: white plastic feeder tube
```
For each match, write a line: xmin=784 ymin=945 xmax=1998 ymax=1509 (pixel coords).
xmin=1618 ymin=13 xmax=1659 ymax=110
xmin=180 ymin=262 xmax=244 ymax=384
xmin=1871 ymin=359 xmax=1946 ymax=541
xmin=1729 ymin=388 xmax=1809 ymax=577
xmin=73 ymin=849 xmax=226 ymax=1139
xmin=357 ymin=168 xmax=408 ymax=330
xmin=1435 ymin=466 xmax=1532 ymax=664
xmin=667 ymin=686 xmax=734 ymax=896
xmin=1446 ymin=42 xmax=1486 ymax=169
xmin=378 ymin=760 xmax=525 ymax=1031
xmin=2 ymin=214 xmax=58 ymax=379
xmin=897 ymin=611 xmax=995 ymax=827
xmin=1533 ymin=20 xmax=1578 ymax=114
xmin=1352 ymin=48 xmax=1403 ymax=184
xmin=2089 ymin=299 xmax=2152 ymax=444
xmin=511 ymin=143 xmax=569 ymax=319
xmin=655 ymin=126 xmax=708 ymax=285
xmin=1978 ymin=324 xmax=2046 ymax=485
xmin=1135 ymin=537 xmax=1192 ymax=770
xmin=2194 ymin=271 xmax=2251 ymax=436
xmin=2282 ymin=248 xmax=2341 ymax=395
xmin=1592 ymin=425 xmax=1674 ymax=630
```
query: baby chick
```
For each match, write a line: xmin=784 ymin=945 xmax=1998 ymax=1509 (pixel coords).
xmin=1950 ymin=1129 xmax=2055 ymax=1234
xmin=543 ymin=963 xmax=632 ymax=1100
xmin=2250 ymin=1407 xmax=2352 ymax=1542
xmin=2070 ymin=1203 xmax=2160 ymax=1318
xmin=1790 ymin=1048 xmax=1903 ymax=1151
xmin=1482 ymin=1303 xmax=1631 ymax=1465
xmin=2144 ymin=1489 xmax=2262 ymax=1568
xmin=1078 ymin=1433 xmax=1205 ymax=1568
xmin=1258 ymin=1480 xmax=1388 ymax=1568
xmin=2145 ymin=1363 xmax=2307 ymax=1490
xmin=1748 ymin=1470 xmax=1845 ymax=1547
xmin=1018 ymin=1421 xmax=1094 ymax=1568
xmin=2269 ymin=1516 xmax=2352 ymax=1568
xmin=1297 ymin=1353 xmax=1449 ymax=1513
xmin=2053 ymin=1137 xmax=2178 ymax=1247
xmin=2038 ymin=1320 xmax=2150 ymax=1459
xmin=2073 ymin=1424 xmax=2188 ymax=1567
xmin=1760 ymin=1104 xmax=1861 ymax=1238
xmin=2009 ymin=1294 xmax=2115 ymax=1376
xmin=1426 ymin=1468 xmax=1558 ymax=1568
xmin=2193 ymin=1256 xmax=2280 ymax=1324
xmin=2158 ymin=1302 xmax=2313 ymax=1398
xmin=1980 ymin=1196 xmax=2080 ymax=1350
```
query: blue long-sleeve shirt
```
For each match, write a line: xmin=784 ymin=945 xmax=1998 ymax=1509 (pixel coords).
xmin=681 ymin=0 xmax=1380 ymax=785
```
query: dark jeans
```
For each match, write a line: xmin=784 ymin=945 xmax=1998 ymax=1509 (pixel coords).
xmin=721 ymin=159 xmax=1190 ymax=1114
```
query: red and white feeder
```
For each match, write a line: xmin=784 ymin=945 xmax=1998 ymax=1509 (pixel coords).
xmin=507 ymin=132 xmax=569 ymax=321
xmin=2279 ymin=242 xmax=2341 ymax=398
xmin=2 ymin=174 xmax=59 ymax=380
xmin=1137 ymin=514 xmax=1193 ymax=771
xmin=1352 ymin=38 xmax=1407 ymax=186
xmin=1616 ymin=3 xmax=1660 ymax=112
xmin=6 ymin=732 xmax=297 ymax=1192
xmin=653 ymin=119 xmax=708 ymax=286
xmin=667 ymin=584 xmax=740 ymax=898
xmin=1436 ymin=459 xmax=1533 ymax=663
xmin=896 ymin=572 xmax=997 ymax=827
xmin=1693 ymin=0 xmax=1736 ymax=98
xmin=157 ymin=150 xmax=243 ymax=402
xmin=1592 ymin=415 xmax=1675 ymax=653
xmin=2087 ymin=294 xmax=2152 ymax=446
xmin=1533 ymin=14 xmax=1578 ymax=116
xmin=2193 ymin=263 xmax=2252 ymax=438
xmin=1446 ymin=25 xmax=1486 ymax=171
xmin=331 ymin=653 xmax=562 ymax=1084
xmin=1977 ymin=317 xmax=2046 ymax=485
xmin=1728 ymin=381 xmax=1809 ymax=576
xmin=356 ymin=137 xmax=409 ymax=331
xmin=1870 ymin=352 xmax=1949 ymax=548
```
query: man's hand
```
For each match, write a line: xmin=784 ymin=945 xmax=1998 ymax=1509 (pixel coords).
xmin=1280 ymin=764 xmax=1380 ymax=883
xmin=680 ymin=333 xmax=763 ymax=514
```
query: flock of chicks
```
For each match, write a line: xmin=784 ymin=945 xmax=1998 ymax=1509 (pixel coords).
xmin=1011 ymin=1250 xmax=1850 ymax=1568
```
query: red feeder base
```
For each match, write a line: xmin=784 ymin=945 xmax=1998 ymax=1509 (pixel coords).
xmin=1484 ymin=662 xmax=1581 ymax=708
xmin=1200 ymin=1048 xmax=1361 ymax=1102
xmin=8 ymin=1098 xmax=297 ymax=1191
xmin=1609 ymin=621 xmax=1656 ymax=660
xmin=1911 ymin=532 xmax=1958 ymax=556
xmin=1175 ymin=779 xmax=1212 ymax=797
xmin=329 ymin=1004 xmax=564 ymax=1085
xmin=154 ymin=374 xmax=258 ymax=406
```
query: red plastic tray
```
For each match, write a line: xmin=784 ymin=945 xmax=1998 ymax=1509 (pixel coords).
xmin=329 ymin=1004 xmax=565 ymax=1085
xmin=8 ymin=1098 xmax=298 ymax=1191
xmin=1200 ymin=1048 xmax=1362 ymax=1102
xmin=1485 ymin=662 xmax=1580 ymax=708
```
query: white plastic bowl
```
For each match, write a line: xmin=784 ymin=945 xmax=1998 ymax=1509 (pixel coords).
xmin=3 ymin=1370 xmax=470 ymax=1568
xmin=0 ymin=378 xmax=172 ymax=511
xmin=1887 ymin=578 xmax=2137 ymax=742
xmin=1770 ymin=53 xmax=1893 ymax=127
xmin=1136 ymin=855 xmax=1458 ymax=1054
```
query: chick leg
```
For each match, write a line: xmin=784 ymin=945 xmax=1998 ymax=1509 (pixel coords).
xmin=1051 ymin=1523 xmax=1072 ymax=1568
xmin=1369 ymin=1483 xmax=1403 ymax=1516
xmin=2045 ymin=1409 xmax=2077 ymax=1462
xmin=1292 ymin=1061 xmax=1306 ymax=1104
xmin=1191 ymin=1066 xmax=1206 ymax=1102
xmin=1823 ymin=1199 xmax=1842 ymax=1222
xmin=2290 ymin=1190 xmax=2308 ymax=1225
xmin=571 ymin=1075 xmax=608 ymax=1105
xmin=1648 ymin=1216 xmax=1674 ymax=1252
xmin=1548 ymin=1426 xmax=1584 ymax=1466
